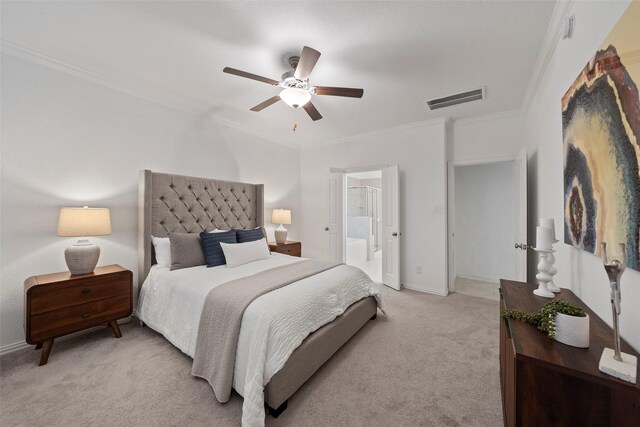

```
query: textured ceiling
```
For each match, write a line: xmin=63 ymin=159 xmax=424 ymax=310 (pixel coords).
xmin=1 ymin=1 xmax=556 ymax=145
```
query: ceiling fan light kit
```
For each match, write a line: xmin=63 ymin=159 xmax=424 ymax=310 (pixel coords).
xmin=223 ymin=45 xmax=363 ymax=121
xmin=279 ymin=87 xmax=311 ymax=108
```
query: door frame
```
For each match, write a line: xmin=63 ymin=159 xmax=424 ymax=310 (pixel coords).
xmin=447 ymin=155 xmax=520 ymax=293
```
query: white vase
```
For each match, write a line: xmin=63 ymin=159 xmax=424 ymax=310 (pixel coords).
xmin=554 ymin=313 xmax=589 ymax=348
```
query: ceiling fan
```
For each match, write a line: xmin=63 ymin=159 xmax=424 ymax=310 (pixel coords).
xmin=223 ymin=46 xmax=364 ymax=121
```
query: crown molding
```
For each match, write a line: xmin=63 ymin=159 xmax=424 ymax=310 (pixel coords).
xmin=521 ymin=0 xmax=576 ymax=113
xmin=1 ymin=39 xmax=442 ymax=151
xmin=308 ymin=116 xmax=449 ymax=148
xmin=1 ymin=39 xmax=209 ymax=116
xmin=211 ymin=115 xmax=301 ymax=149
xmin=0 ymin=39 xmax=296 ymax=148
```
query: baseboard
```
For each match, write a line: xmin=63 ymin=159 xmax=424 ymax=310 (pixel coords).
xmin=456 ymin=275 xmax=500 ymax=285
xmin=0 ymin=341 xmax=31 ymax=356
xmin=0 ymin=316 xmax=134 ymax=356
xmin=402 ymin=283 xmax=449 ymax=296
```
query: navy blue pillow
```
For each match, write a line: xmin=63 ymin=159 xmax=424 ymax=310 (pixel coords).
xmin=200 ymin=230 xmax=237 ymax=267
xmin=236 ymin=228 xmax=265 ymax=243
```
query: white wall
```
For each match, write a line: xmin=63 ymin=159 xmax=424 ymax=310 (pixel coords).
xmin=0 ymin=54 xmax=301 ymax=351
xmin=525 ymin=0 xmax=640 ymax=350
xmin=300 ymin=120 xmax=448 ymax=295
xmin=453 ymin=113 xmax=526 ymax=162
xmin=454 ymin=162 xmax=516 ymax=282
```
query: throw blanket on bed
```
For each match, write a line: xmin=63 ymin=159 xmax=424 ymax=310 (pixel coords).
xmin=191 ymin=259 xmax=341 ymax=402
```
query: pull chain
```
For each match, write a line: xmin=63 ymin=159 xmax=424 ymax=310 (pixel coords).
xmin=292 ymin=108 xmax=298 ymax=132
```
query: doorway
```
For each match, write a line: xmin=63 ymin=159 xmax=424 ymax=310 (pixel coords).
xmin=346 ymin=171 xmax=382 ymax=282
xmin=326 ymin=165 xmax=400 ymax=290
xmin=447 ymin=149 xmax=527 ymax=300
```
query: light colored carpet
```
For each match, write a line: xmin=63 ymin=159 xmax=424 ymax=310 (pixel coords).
xmin=0 ymin=287 xmax=502 ymax=427
xmin=454 ymin=277 xmax=501 ymax=301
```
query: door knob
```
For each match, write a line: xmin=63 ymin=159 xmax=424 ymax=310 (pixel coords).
xmin=392 ymin=232 xmax=398 ymax=237
xmin=324 ymin=227 xmax=329 ymax=231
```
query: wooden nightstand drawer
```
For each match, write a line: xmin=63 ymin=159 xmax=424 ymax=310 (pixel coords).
xmin=30 ymin=295 xmax=131 ymax=342
xmin=279 ymin=245 xmax=301 ymax=257
xmin=30 ymin=273 xmax=130 ymax=315
xmin=269 ymin=241 xmax=302 ymax=257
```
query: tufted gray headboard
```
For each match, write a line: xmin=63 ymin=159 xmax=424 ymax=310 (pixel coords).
xmin=137 ymin=170 xmax=264 ymax=285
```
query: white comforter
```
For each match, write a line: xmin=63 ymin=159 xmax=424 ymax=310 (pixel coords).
xmin=137 ymin=253 xmax=381 ymax=427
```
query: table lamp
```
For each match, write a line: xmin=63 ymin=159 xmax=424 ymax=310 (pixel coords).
xmin=57 ymin=206 xmax=111 ymax=275
xmin=271 ymin=209 xmax=291 ymax=245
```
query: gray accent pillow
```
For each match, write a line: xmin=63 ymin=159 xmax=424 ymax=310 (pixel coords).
xmin=169 ymin=233 xmax=206 ymax=271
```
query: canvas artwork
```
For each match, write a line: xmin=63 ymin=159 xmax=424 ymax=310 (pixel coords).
xmin=562 ymin=1 xmax=640 ymax=271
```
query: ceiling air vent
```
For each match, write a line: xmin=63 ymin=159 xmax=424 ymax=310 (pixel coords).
xmin=426 ymin=87 xmax=485 ymax=110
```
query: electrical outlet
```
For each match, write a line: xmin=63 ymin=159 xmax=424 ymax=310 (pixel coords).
xmin=416 ymin=266 xmax=423 ymax=274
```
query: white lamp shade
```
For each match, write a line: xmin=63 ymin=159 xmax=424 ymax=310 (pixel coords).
xmin=271 ymin=209 xmax=292 ymax=225
xmin=279 ymin=88 xmax=311 ymax=108
xmin=57 ymin=207 xmax=112 ymax=237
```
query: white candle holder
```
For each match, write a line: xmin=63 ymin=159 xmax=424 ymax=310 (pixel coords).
xmin=534 ymin=248 xmax=555 ymax=298
xmin=547 ymin=240 xmax=560 ymax=293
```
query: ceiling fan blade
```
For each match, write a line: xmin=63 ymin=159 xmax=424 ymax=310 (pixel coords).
xmin=314 ymin=86 xmax=364 ymax=98
xmin=303 ymin=101 xmax=323 ymax=121
xmin=294 ymin=46 xmax=321 ymax=80
xmin=250 ymin=95 xmax=281 ymax=112
xmin=223 ymin=67 xmax=279 ymax=86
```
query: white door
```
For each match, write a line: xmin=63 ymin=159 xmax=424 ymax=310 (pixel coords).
xmin=514 ymin=148 xmax=528 ymax=281
xmin=382 ymin=165 xmax=401 ymax=290
xmin=326 ymin=172 xmax=345 ymax=262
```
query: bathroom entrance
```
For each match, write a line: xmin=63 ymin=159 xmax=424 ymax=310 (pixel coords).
xmin=345 ymin=171 xmax=382 ymax=282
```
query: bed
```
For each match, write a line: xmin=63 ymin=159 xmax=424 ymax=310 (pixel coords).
xmin=136 ymin=170 xmax=380 ymax=426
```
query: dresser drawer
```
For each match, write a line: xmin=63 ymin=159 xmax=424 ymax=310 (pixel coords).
xmin=29 ymin=295 xmax=131 ymax=342
xmin=29 ymin=273 xmax=130 ymax=315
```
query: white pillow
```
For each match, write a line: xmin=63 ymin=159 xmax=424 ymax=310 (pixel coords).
xmin=220 ymin=238 xmax=271 ymax=268
xmin=151 ymin=236 xmax=171 ymax=268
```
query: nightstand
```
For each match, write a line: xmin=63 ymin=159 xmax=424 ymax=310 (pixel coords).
xmin=24 ymin=264 xmax=133 ymax=366
xmin=269 ymin=241 xmax=302 ymax=257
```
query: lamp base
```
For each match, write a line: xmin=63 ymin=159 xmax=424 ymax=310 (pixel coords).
xmin=65 ymin=243 xmax=100 ymax=275
xmin=275 ymin=225 xmax=288 ymax=245
xmin=599 ymin=347 xmax=637 ymax=384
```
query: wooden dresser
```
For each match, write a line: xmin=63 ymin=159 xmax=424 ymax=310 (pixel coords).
xmin=499 ymin=279 xmax=640 ymax=426
xmin=269 ymin=241 xmax=302 ymax=257
xmin=24 ymin=264 xmax=133 ymax=365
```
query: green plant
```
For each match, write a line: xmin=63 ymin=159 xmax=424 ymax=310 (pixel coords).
xmin=501 ymin=299 xmax=586 ymax=339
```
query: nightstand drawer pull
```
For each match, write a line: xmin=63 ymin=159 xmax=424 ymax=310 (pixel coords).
xmin=81 ymin=288 xmax=91 ymax=294
xmin=81 ymin=313 xmax=91 ymax=318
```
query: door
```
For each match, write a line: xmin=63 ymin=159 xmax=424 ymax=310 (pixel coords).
xmin=382 ymin=165 xmax=401 ymax=290
xmin=514 ymin=148 xmax=528 ymax=281
xmin=326 ymin=171 xmax=345 ymax=262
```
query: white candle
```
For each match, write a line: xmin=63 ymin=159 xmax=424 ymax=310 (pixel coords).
xmin=536 ymin=226 xmax=553 ymax=251
xmin=540 ymin=218 xmax=557 ymax=242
